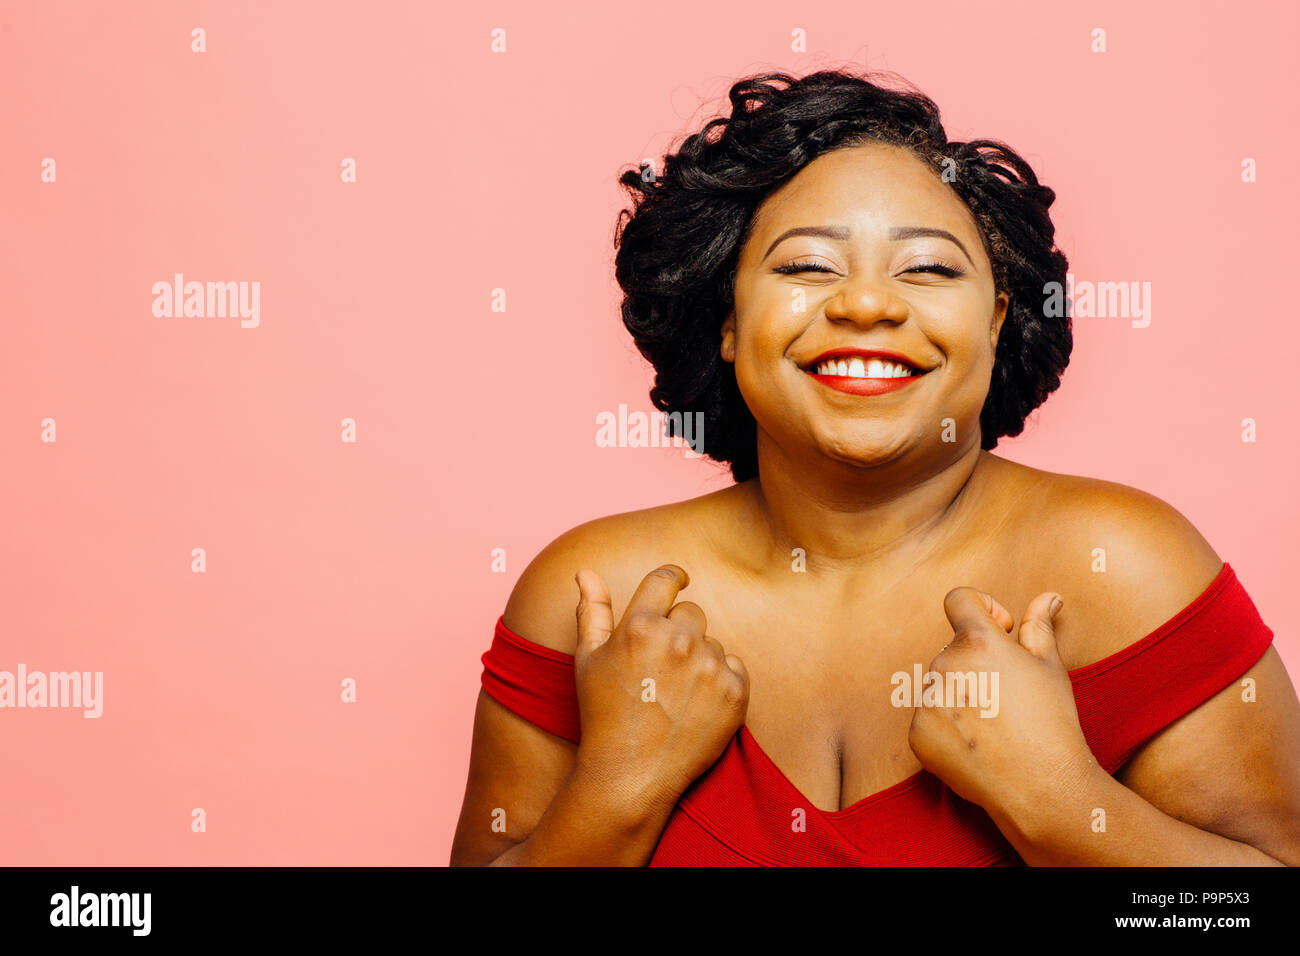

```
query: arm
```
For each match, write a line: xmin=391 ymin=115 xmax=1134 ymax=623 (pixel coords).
xmin=451 ymin=522 xmax=749 ymax=866
xmin=451 ymin=520 xmax=654 ymax=867
xmin=989 ymin=647 xmax=1300 ymax=866
xmin=450 ymin=692 xmax=678 ymax=866
xmin=910 ymin=483 xmax=1300 ymax=866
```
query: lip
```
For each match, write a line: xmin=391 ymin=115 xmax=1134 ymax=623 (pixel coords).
xmin=802 ymin=347 xmax=926 ymax=370
xmin=805 ymin=371 xmax=925 ymax=396
xmin=799 ymin=347 xmax=932 ymax=396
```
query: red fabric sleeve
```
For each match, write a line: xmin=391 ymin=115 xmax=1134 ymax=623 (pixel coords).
xmin=479 ymin=617 xmax=581 ymax=744
xmin=479 ymin=563 xmax=1275 ymax=768
xmin=1069 ymin=562 xmax=1274 ymax=771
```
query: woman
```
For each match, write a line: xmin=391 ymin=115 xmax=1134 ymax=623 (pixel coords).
xmin=450 ymin=68 xmax=1300 ymax=866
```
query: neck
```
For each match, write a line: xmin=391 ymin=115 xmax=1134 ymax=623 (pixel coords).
xmin=741 ymin=430 xmax=992 ymax=574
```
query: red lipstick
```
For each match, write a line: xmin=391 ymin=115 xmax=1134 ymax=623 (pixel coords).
xmin=801 ymin=348 xmax=931 ymax=396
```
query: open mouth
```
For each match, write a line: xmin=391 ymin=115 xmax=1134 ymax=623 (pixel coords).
xmin=806 ymin=356 xmax=922 ymax=379
xmin=799 ymin=350 xmax=932 ymax=396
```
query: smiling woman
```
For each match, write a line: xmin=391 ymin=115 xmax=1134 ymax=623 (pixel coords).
xmin=450 ymin=68 xmax=1300 ymax=866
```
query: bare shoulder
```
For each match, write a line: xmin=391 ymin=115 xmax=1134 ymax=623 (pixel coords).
xmin=999 ymin=459 xmax=1225 ymax=665
xmin=501 ymin=486 xmax=740 ymax=655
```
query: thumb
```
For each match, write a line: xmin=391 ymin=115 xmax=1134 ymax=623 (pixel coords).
xmin=724 ymin=654 xmax=751 ymax=715
xmin=574 ymin=569 xmax=615 ymax=662
xmin=1017 ymin=592 xmax=1064 ymax=660
xmin=724 ymin=653 xmax=750 ymax=688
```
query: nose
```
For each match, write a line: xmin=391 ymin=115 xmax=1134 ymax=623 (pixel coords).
xmin=823 ymin=273 xmax=910 ymax=328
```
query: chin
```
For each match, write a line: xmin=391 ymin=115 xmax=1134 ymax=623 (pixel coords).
xmin=815 ymin=435 xmax=914 ymax=468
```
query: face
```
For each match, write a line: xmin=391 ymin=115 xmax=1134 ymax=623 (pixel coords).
xmin=721 ymin=142 xmax=1009 ymax=470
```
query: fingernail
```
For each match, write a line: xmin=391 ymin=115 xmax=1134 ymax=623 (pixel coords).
xmin=1049 ymin=595 xmax=1063 ymax=617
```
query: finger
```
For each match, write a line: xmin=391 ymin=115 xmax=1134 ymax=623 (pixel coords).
xmin=618 ymin=564 xmax=690 ymax=628
xmin=1017 ymin=592 xmax=1064 ymax=660
xmin=986 ymin=594 xmax=1015 ymax=633
xmin=574 ymin=568 xmax=615 ymax=659
xmin=666 ymin=600 xmax=707 ymax=637
xmin=724 ymin=652 xmax=750 ymax=703
xmin=700 ymin=633 xmax=726 ymax=660
xmin=941 ymin=586 xmax=1004 ymax=642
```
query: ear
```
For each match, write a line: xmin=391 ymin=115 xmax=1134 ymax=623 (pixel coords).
xmin=720 ymin=311 xmax=736 ymax=363
xmin=990 ymin=291 xmax=1009 ymax=349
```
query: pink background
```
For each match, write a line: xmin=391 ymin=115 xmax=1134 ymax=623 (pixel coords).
xmin=1 ymin=1 xmax=1295 ymax=864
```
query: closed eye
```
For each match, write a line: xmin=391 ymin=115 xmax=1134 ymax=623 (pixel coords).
xmin=772 ymin=262 xmax=835 ymax=275
xmin=773 ymin=262 xmax=965 ymax=278
xmin=906 ymin=263 xmax=964 ymax=278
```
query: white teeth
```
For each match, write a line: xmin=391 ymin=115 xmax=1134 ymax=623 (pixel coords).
xmin=814 ymin=357 xmax=915 ymax=378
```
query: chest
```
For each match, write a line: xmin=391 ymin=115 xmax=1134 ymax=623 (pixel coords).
xmin=680 ymin=565 xmax=1074 ymax=813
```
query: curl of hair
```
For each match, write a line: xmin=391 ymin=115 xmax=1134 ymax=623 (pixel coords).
xmin=614 ymin=68 xmax=1072 ymax=482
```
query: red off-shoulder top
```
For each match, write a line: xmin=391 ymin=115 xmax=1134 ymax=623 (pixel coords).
xmin=479 ymin=562 xmax=1274 ymax=865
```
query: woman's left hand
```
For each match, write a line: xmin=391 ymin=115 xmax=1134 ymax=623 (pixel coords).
xmin=906 ymin=588 xmax=1100 ymax=827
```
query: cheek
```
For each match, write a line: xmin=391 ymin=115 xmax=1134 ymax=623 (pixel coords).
xmin=731 ymin=325 xmax=796 ymax=419
xmin=943 ymin=333 xmax=988 ymax=367
xmin=734 ymin=318 xmax=780 ymax=373
xmin=925 ymin=307 xmax=996 ymax=365
xmin=932 ymin=333 xmax=999 ymax=413
xmin=735 ymin=297 xmax=806 ymax=366
xmin=731 ymin=335 xmax=769 ymax=407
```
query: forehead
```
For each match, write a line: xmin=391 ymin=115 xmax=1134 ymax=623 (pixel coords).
xmin=747 ymin=142 xmax=982 ymax=251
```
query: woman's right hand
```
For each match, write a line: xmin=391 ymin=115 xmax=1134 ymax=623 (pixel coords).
xmin=571 ymin=564 xmax=750 ymax=817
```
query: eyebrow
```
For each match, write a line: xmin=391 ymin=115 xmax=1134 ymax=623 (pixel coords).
xmin=762 ymin=225 xmax=973 ymax=265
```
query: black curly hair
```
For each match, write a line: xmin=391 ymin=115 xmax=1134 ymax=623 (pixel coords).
xmin=613 ymin=67 xmax=1072 ymax=483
